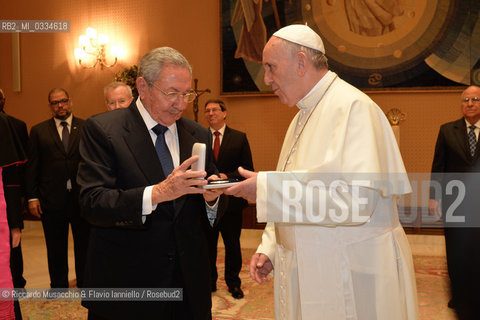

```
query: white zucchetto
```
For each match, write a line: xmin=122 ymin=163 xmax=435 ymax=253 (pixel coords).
xmin=273 ymin=24 xmax=325 ymax=54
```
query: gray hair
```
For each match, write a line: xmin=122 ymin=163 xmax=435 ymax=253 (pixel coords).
xmin=137 ymin=47 xmax=192 ymax=86
xmin=279 ymin=38 xmax=328 ymax=70
xmin=103 ymin=81 xmax=133 ymax=99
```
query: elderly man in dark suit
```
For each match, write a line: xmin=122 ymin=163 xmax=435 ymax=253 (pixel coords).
xmin=203 ymin=99 xmax=253 ymax=299
xmin=77 ymin=47 xmax=222 ymax=320
xmin=26 ymin=88 xmax=88 ymax=289
xmin=430 ymin=85 xmax=480 ymax=319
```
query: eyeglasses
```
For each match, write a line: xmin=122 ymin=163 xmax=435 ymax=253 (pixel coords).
xmin=50 ymin=98 xmax=69 ymax=106
xmin=462 ymin=97 xmax=480 ymax=104
xmin=151 ymin=84 xmax=197 ymax=103
xmin=205 ymin=107 xmax=223 ymax=113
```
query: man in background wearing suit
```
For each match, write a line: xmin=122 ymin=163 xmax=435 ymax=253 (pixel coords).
xmin=77 ymin=47 xmax=222 ymax=320
xmin=204 ymin=99 xmax=253 ymax=299
xmin=26 ymin=88 xmax=88 ymax=289
xmin=104 ymin=81 xmax=134 ymax=111
xmin=0 ymin=88 xmax=27 ymax=319
xmin=430 ymin=85 xmax=480 ymax=319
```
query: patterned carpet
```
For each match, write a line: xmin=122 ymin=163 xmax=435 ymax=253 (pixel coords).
xmin=212 ymin=248 xmax=274 ymax=320
xmin=19 ymin=249 xmax=456 ymax=319
xmin=414 ymin=255 xmax=456 ymax=320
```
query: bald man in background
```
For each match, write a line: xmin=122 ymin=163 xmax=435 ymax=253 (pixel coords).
xmin=104 ymin=82 xmax=134 ymax=111
xmin=26 ymin=88 xmax=88 ymax=289
xmin=429 ymin=86 xmax=480 ymax=319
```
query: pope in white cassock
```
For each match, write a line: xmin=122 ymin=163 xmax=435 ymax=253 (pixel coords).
xmin=225 ymin=25 xmax=419 ymax=320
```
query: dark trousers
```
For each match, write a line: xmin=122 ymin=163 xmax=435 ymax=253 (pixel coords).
xmin=10 ymin=243 xmax=25 ymax=320
xmin=87 ymin=302 xmax=201 ymax=320
xmin=41 ymin=193 xmax=89 ymax=288
xmin=205 ymin=205 xmax=242 ymax=289
xmin=86 ymin=259 xmax=203 ymax=320
xmin=445 ymin=227 xmax=480 ymax=319
xmin=10 ymin=243 xmax=26 ymax=288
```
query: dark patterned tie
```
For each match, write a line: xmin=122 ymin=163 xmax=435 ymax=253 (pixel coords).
xmin=60 ymin=121 xmax=69 ymax=151
xmin=152 ymin=124 xmax=174 ymax=176
xmin=468 ymin=125 xmax=477 ymax=157
xmin=213 ymin=131 xmax=220 ymax=161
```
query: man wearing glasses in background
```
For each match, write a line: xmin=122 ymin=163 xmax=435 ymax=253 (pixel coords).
xmin=77 ymin=47 xmax=222 ymax=320
xmin=430 ymin=85 xmax=480 ymax=319
xmin=26 ymin=88 xmax=89 ymax=290
xmin=104 ymin=81 xmax=134 ymax=111
xmin=203 ymin=99 xmax=253 ymax=299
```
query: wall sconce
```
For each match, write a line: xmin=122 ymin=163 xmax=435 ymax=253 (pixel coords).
xmin=74 ymin=27 xmax=124 ymax=69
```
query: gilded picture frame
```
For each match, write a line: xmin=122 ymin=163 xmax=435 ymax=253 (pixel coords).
xmin=221 ymin=0 xmax=480 ymax=95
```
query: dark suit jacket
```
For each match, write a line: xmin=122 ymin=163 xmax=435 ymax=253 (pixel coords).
xmin=26 ymin=116 xmax=84 ymax=211
xmin=430 ymin=117 xmax=480 ymax=316
xmin=77 ymin=103 xmax=216 ymax=320
xmin=212 ymin=126 xmax=253 ymax=217
xmin=1 ymin=113 xmax=28 ymax=229
xmin=430 ymin=118 xmax=480 ymax=225
xmin=4 ymin=114 xmax=28 ymax=152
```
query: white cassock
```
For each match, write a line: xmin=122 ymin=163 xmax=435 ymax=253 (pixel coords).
xmin=256 ymin=71 xmax=419 ymax=320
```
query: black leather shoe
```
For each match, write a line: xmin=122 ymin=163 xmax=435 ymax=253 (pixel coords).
xmin=228 ymin=286 xmax=244 ymax=299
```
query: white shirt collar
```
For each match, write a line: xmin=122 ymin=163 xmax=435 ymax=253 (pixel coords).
xmin=136 ymin=98 xmax=177 ymax=135
xmin=54 ymin=114 xmax=73 ymax=127
xmin=465 ymin=118 xmax=480 ymax=129
xmin=209 ymin=124 xmax=226 ymax=136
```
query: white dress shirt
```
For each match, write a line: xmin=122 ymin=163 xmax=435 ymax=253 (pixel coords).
xmin=465 ymin=119 xmax=480 ymax=140
xmin=209 ymin=124 xmax=226 ymax=148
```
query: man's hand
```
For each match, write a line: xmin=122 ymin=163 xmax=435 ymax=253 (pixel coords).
xmin=345 ymin=0 xmax=403 ymax=36
xmin=428 ymin=199 xmax=441 ymax=218
xmin=250 ymin=253 xmax=273 ymax=284
xmin=28 ymin=199 xmax=42 ymax=218
xmin=152 ymin=155 xmax=207 ymax=204
xmin=224 ymin=167 xmax=258 ymax=202
xmin=218 ymin=173 xmax=228 ymax=179
xmin=11 ymin=228 xmax=21 ymax=248
xmin=203 ymin=174 xmax=223 ymax=203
